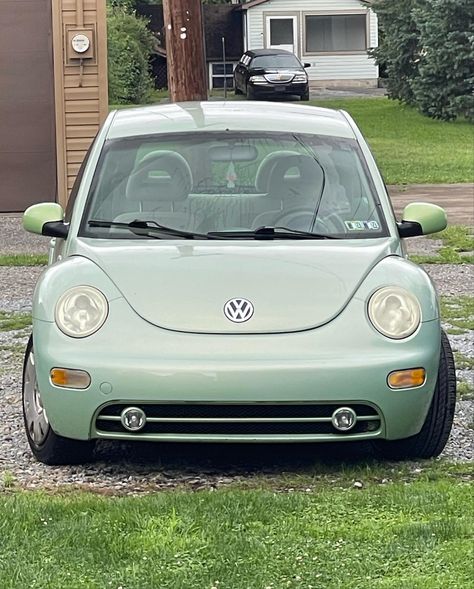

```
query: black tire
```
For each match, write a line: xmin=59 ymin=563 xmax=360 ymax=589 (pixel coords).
xmin=246 ymin=84 xmax=256 ymax=100
xmin=301 ymin=88 xmax=310 ymax=101
xmin=373 ymin=330 xmax=456 ymax=460
xmin=234 ymin=84 xmax=243 ymax=96
xmin=22 ymin=336 xmax=95 ymax=465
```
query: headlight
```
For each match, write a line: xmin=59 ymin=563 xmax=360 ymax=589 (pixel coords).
xmin=249 ymin=75 xmax=266 ymax=82
xmin=55 ymin=286 xmax=108 ymax=338
xmin=293 ymin=74 xmax=307 ymax=82
xmin=368 ymin=287 xmax=421 ymax=339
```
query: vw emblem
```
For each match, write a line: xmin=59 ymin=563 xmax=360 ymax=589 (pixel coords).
xmin=224 ymin=298 xmax=254 ymax=323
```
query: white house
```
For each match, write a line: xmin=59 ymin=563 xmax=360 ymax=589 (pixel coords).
xmin=237 ymin=0 xmax=379 ymax=87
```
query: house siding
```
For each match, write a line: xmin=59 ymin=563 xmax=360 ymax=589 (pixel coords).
xmin=245 ymin=0 xmax=378 ymax=85
xmin=53 ymin=0 xmax=108 ymax=199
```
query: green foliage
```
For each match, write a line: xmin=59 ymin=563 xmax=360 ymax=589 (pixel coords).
xmin=107 ymin=7 xmax=155 ymax=105
xmin=368 ymin=0 xmax=421 ymax=105
xmin=368 ymin=0 xmax=474 ymax=121
xmin=412 ymin=0 xmax=474 ymax=121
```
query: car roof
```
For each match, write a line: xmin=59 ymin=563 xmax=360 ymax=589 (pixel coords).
xmin=246 ymin=48 xmax=299 ymax=57
xmin=108 ymin=102 xmax=355 ymax=141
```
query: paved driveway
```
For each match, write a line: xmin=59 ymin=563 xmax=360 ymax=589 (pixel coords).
xmin=389 ymin=184 xmax=474 ymax=226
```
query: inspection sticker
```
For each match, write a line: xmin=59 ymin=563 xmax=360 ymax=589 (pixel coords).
xmin=345 ymin=220 xmax=380 ymax=231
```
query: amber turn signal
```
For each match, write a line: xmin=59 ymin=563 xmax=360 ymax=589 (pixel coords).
xmin=388 ymin=368 xmax=426 ymax=389
xmin=50 ymin=368 xmax=91 ymax=389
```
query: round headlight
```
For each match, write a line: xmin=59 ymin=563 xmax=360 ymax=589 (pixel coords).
xmin=368 ymin=287 xmax=421 ymax=339
xmin=55 ymin=286 xmax=108 ymax=338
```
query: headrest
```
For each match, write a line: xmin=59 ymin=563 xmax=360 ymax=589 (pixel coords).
xmin=125 ymin=150 xmax=192 ymax=203
xmin=257 ymin=152 xmax=324 ymax=201
xmin=255 ymin=150 xmax=301 ymax=192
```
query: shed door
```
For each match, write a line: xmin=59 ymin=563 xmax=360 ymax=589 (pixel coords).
xmin=0 ymin=0 xmax=56 ymax=212
xmin=265 ymin=16 xmax=298 ymax=55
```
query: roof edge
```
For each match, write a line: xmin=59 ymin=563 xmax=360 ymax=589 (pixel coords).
xmin=237 ymin=0 xmax=271 ymax=11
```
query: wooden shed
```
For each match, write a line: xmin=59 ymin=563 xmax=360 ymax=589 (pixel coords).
xmin=0 ymin=0 xmax=108 ymax=213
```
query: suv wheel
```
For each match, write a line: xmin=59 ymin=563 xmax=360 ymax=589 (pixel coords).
xmin=301 ymin=88 xmax=310 ymax=101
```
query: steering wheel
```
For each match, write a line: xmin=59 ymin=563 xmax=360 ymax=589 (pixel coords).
xmin=272 ymin=209 xmax=347 ymax=235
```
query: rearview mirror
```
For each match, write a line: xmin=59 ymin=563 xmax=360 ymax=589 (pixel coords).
xmin=209 ymin=145 xmax=258 ymax=162
xmin=397 ymin=202 xmax=447 ymax=238
xmin=23 ymin=202 xmax=69 ymax=238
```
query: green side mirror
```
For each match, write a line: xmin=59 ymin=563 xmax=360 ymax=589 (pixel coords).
xmin=398 ymin=202 xmax=447 ymax=237
xmin=23 ymin=203 xmax=68 ymax=238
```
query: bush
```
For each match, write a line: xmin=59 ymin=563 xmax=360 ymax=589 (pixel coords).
xmin=368 ymin=0 xmax=474 ymax=121
xmin=107 ymin=7 xmax=155 ymax=104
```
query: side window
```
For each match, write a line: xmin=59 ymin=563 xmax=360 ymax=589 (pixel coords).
xmin=64 ymin=144 xmax=93 ymax=223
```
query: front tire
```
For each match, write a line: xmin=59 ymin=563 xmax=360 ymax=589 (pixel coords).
xmin=22 ymin=336 xmax=95 ymax=465
xmin=301 ymin=88 xmax=310 ymax=101
xmin=373 ymin=330 xmax=456 ymax=460
xmin=246 ymin=84 xmax=256 ymax=100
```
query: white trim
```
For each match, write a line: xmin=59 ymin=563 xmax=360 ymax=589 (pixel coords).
xmin=265 ymin=14 xmax=298 ymax=55
xmin=209 ymin=62 xmax=236 ymax=90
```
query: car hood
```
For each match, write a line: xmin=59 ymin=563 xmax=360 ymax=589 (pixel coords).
xmin=72 ymin=239 xmax=399 ymax=334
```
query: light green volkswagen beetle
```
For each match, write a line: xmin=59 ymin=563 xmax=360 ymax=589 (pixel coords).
xmin=23 ymin=101 xmax=456 ymax=465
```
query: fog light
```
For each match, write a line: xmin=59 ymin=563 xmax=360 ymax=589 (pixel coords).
xmin=388 ymin=368 xmax=426 ymax=389
xmin=121 ymin=407 xmax=146 ymax=432
xmin=331 ymin=407 xmax=357 ymax=432
xmin=50 ymin=368 xmax=91 ymax=389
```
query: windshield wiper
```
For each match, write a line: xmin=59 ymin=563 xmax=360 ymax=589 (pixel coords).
xmin=88 ymin=219 xmax=221 ymax=240
xmin=207 ymin=226 xmax=341 ymax=240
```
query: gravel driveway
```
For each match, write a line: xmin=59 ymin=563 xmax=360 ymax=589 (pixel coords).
xmin=0 ymin=222 xmax=472 ymax=492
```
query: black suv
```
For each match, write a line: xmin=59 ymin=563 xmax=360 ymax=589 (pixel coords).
xmin=234 ymin=49 xmax=310 ymax=101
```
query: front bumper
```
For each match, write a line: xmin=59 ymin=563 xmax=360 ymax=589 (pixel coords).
xmin=32 ymin=295 xmax=441 ymax=443
xmin=250 ymin=82 xmax=308 ymax=96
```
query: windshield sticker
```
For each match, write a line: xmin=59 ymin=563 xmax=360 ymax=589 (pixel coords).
xmin=345 ymin=220 xmax=380 ymax=231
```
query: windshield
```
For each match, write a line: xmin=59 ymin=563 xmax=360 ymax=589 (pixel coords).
xmin=252 ymin=55 xmax=302 ymax=69
xmin=80 ymin=131 xmax=388 ymax=239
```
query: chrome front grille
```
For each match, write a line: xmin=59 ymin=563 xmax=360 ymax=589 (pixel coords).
xmin=95 ymin=403 xmax=382 ymax=438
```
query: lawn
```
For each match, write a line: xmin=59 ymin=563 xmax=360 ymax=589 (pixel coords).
xmin=307 ymin=98 xmax=473 ymax=185
xmin=1 ymin=467 xmax=472 ymax=589
xmin=111 ymin=96 xmax=474 ymax=185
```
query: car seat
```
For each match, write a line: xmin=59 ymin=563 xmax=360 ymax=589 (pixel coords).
xmin=114 ymin=150 xmax=198 ymax=231
xmin=252 ymin=152 xmax=324 ymax=229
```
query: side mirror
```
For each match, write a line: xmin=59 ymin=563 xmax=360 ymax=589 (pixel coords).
xmin=303 ymin=63 xmax=311 ymax=68
xmin=397 ymin=202 xmax=447 ymax=238
xmin=23 ymin=203 xmax=69 ymax=238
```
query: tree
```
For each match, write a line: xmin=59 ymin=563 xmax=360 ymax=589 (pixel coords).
xmin=368 ymin=0 xmax=474 ymax=121
xmin=367 ymin=0 xmax=422 ymax=105
xmin=411 ymin=0 xmax=474 ymax=121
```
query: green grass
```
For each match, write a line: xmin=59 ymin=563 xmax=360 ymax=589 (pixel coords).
xmin=0 ymin=473 xmax=472 ymax=589
xmin=457 ymin=380 xmax=474 ymax=400
xmin=0 ymin=254 xmax=48 ymax=267
xmin=454 ymin=352 xmax=474 ymax=371
xmin=0 ymin=311 xmax=32 ymax=332
xmin=413 ymin=227 xmax=474 ymax=264
xmin=440 ymin=296 xmax=474 ymax=334
xmin=308 ymin=98 xmax=474 ymax=185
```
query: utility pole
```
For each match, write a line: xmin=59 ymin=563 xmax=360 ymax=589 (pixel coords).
xmin=163 ymin=0 xmax=208 ymax=102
